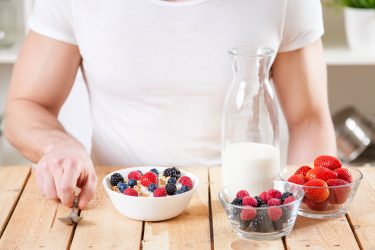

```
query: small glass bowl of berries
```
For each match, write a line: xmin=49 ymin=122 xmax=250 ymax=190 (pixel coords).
xmin=281 ymin=155 xmax=363 ymax=219
xmin=103 ymin=166 xmax=199 ymax=221
xmin=219 ymin=180 xmax=304 ymax=240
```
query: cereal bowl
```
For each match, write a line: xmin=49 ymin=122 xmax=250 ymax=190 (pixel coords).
xmin=281 ymin=166 xmax=363 ymax=219
xmin=219 ymin=180 xmax=304 ymax=240
xmin=103 ymin=166 xmax=199 ymax=221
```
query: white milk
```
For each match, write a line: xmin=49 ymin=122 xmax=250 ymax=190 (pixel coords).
xmin=222 ymin=142 xmax=280 ymax=187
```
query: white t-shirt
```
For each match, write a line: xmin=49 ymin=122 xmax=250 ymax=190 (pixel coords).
xmin=29 ymin=0 xmax=324 ymax=167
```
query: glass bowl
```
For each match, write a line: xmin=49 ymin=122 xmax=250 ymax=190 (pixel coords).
xmin=219 ymin=180 xmax=304 ymax=240
xmin=280 ymin=166 xmax=363 ymax=219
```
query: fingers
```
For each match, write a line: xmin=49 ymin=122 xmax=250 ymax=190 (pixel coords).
xmin=43 ymin=170 xmax=58 ymax=200
xmin=60 ymin=160 xmax=81 ymax=207
xmin=78 ymin=172 xmax=97 ymax=209
xmin=35 ymin=161 xmax=45 ymax=193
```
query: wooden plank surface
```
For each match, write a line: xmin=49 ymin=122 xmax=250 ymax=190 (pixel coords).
xmin=0 ymin=166 xmax=31 ymax=237
xmin=71 ymin=166 xmax=143 ymax=250
xmin=209 ymin=167 xmax=284 ymax=250
xmin=346 ymin=166 xmax=375 ymax=250
xmin=0 ymin=169 xmax=74 ymax=249
xmin=142 ymin=167 xmax=211 ymax=250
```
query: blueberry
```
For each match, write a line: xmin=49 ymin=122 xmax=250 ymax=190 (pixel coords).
xmin=117 ymin=182 xmax=128 ymax=193
xmin=128 ymin=179 xmax=137 ymax=188
xmin=150 ymin=168 xmax=159 ymax=175
xmin=168 ymin=178 xmax=177 ymax=184
xmin=148 ymin=183 xmax=157 ymax=192
xmin=181 ymin=185 xmax=190 ymax=192
xmin=175 ymin=190 xmax=184 ymax=195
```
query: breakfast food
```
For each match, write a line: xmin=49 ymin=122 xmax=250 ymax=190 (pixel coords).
xmin=287 ymin=155 xmax=354 ymax=211
xmin=229 ymin=188 xmax=297 ymax=233
xmin=109 ymin=167 xmax=193 ymax=197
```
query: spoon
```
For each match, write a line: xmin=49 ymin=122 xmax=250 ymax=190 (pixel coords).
xmin=58 ymin=195 xmax=83 ymax=225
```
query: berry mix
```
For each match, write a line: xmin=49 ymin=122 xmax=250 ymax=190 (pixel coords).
xmin=109 ymin=167 xmax=193 ymax=197
xmin=287 ymin=155 xmax=353 ymax=211
xmin=229 ymin=188 xmax=297 ymax=233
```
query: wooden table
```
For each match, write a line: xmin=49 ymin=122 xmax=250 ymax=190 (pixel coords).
xmin=0 ymin=166 xmax=374 ymax=250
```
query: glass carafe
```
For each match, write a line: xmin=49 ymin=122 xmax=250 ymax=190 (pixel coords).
xmin=222 ymin=46 xmax=279 ymax=187
xmin=0 ymin=0 xmax=17 ymax=48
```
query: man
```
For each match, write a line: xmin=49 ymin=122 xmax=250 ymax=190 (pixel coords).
xmin=4 ymin=0 xmax=336 ymax=209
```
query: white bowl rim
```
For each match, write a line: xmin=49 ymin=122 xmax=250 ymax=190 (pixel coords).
xmin=102 ymin=166 xmax=200 ymax=200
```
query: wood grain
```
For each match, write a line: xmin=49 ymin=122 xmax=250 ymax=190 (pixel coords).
xmin=0 ymin=166 xmax=31 ymax=237
xmin=209 ymin=167 xmax=284 ymax=250
xmin=346 ymin=166 xmax=375 ymax=250
xmin=142 ymin=167 xmax=211 ymax=250
xmin=0 ymin=169 xmax=73 ymax=249
xmin=70 ymin=166 xmax=143 ymax=250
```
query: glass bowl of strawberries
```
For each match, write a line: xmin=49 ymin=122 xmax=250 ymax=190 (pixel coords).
xmin=219 ymin=180 xmax=304 ymax=240
xmin=281 ymin=155 xmax=363 ymax=219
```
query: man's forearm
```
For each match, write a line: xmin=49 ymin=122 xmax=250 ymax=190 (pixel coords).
xmin=4 ymin=99 xmax=83 ymax=163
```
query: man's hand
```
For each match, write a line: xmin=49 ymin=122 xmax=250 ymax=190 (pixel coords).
xmin=36 ymin=142 xmax=97 ymax=209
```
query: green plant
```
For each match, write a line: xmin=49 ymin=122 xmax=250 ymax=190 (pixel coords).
xmin=334 ymin=0 xmax=375 ymax=8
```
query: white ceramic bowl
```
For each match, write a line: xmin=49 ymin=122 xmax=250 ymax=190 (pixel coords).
xmin=103 ymin=166 xmax=199 ymax=221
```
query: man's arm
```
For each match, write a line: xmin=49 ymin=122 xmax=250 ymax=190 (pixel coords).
xmin=4 ymin=31 xmax=96 ymax=208
xmin=272 ymin=39 xmax=336 ymax=164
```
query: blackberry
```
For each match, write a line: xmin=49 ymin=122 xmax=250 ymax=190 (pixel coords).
xmin=281 ymin=192 xmax=293 ymax=203
xmin=175 ymin=190 xmax=184 ymax=195
xmin=249 ymin=207 xmax=274 ymax=233
xmin=260 ymin=203 xmax=269 ymax=208
xmin=150 ymin=168 xmax=159 ymax=175
xmin=148 ymin=183 xmax=157 ymax=192
xmin=163 ymin=167 xmax=181 ymax=179
xmin=239 ymin=219 xmax=251 ymax=230
xmin=128 ymin=179 xmax=137 ymax=188
xmin=254 ymin=196 xmax=266 ymax=207
xmin=231 ymin=198 xmax=243 ymax=206
xmin=168 ymin=178 xmax=177 ymax=184
xmin=166 ymin=183 xmax=177 ymax=195
xmin=181 ymin=186 xmax=190 ymax=192
xmin=110 ymin=173 xmax=124 ymax=186
xmin=117 ymin=182 xmax=128 ymax=193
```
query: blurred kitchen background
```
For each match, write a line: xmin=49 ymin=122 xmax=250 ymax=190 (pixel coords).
xmin=0 ymin=0 xmax=374 ymax=166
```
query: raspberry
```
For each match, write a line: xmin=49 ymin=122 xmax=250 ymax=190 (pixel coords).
xmin=128 ymin=171 xmax=142 ymax=181
xmin=295 ymin=165 xmax=312 ymax=176
xmin=166 ymin=183 xmax=177 ymax=195
xmin=267 ymin=206 xmax=283 ymax=221
xmin=153 ymin=187 xmax=167 ymax=197
xmin=283 ymin=196 xmax=296 ymax=204
xmin=178 ymin=176 xmax=193 ymax=189
xmin=314 ymin=155 xmax=341 ymax=171
xmin=231 ymin=198 xmax=243 ymax=206
xmin=280 ymin=192 xmax=293 ymax=202
xmin=242 ymin=196 xmax=258 ymax=207
xmin=334 ymin=168 xmax=353 ymax=183
xmin=140 ymin=172 xmax=158 ymax=187
xmin=259 ymin=191 xmax=269 ymax=202
xmin=110 ymin=173 xmax=124 ymax=186
xmin=288 ymin=174 xmax=307 ymax=185
xmin=123 ymin=188 xmax=138 ymax=197
xmin=236 ymin=190 xmax=249 ymax=199
xmin=267 ymin=198 xmax=282 ymax=206
xmin=266 ymin=189 xmax=282 ymax=201
xmin=240 ymin=207 xmax=257 ymax=220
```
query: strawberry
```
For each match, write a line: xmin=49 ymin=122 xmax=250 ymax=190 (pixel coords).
xmin=283 ymin=196 xmax=296 ymax=204
xmin=303 ymin=197 xmax=329 ymax=211
xmin=123 ymin=188 xmax=138 ymax=197
xmin=314 ymin=155 xmax=342 ymax=171
xmin=178 ymin=176 xmax=193 ymax=189
xmin=236 ymin=190 xmax=250 ymax=199
xmin=266 ymin=188 xmax=282 ymax=201
xmin=288 ymin=174 xmax=307 ymax=185
xmin=140 ymin=172 xmax=158 ymax=187
xmin=267 ymin=207 xmax=283 ymax=221
xmin=294 ymin=166 xmax=312 ymax=176
xmin=267 ymin=198 xmax=282 ymax=206
xmin=334 ymin=168 xmax=353 ymax=183
xmin=240 ymin=207 xmax=257 ymax=220
xmin=303 ymin=179 xmax=329 ymax=203
xmin=306 ymin=166 xmax=337 ymax=181
xmin=259 ymin=191 xmax=269 ymax=203
xmin=327 ymin=179 xmax=351 ymax=204
xmin=128 ymin=171 xmax=142 ymax=181
xmin=242 ymin=196 xmax=258 ymax=207
xmin=153 ymin=187 xmax=167 ymax=197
